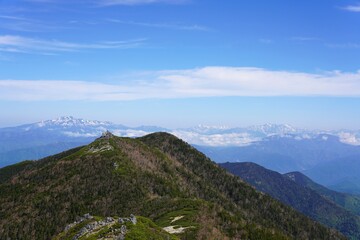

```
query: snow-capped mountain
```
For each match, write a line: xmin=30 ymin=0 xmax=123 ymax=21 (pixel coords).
xmin=18 ymin=116 xmax=122 ymax=137
xmin=180 ymin=123 xmax=299 ymax=135
xmin=246 ymin=123 xmax=300 ymax=136
xmin=2 ymin=116 xmax=360 ymax=146
xmin=33 ymin=116 xmax=114 ymax=128
xmin=181 ymin=124 xmax=231 ymax=134
xmin=10 ymin=116 xmax=169 ymax=139
xmin=1 ymin=116 xmax=360 ymax=168
xmin=2 ymin=116 xmax=360 ymax=148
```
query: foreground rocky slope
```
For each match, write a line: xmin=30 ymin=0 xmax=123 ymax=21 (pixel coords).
xmin=0 ymin=132 xmax=345 ymax=239
xmin=54 ymin=213 xmax=177 ymax=240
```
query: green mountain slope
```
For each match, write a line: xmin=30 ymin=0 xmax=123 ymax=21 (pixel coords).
xmin=284 ymin=171 xmax=360 ymax=216
xmin=0 ymin=132 xmax=345 ymax=240
xmin=221 ymin=162 xmax=360 ymax=239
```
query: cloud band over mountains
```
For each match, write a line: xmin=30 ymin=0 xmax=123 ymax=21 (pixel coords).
xmin=1 ymin=67 xmax=360 ymax=101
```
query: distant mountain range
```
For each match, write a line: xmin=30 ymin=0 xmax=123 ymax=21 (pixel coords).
xmin=198 ymin=135 xmax=360 ymax=195
xmin=197 ymin=133 xmax=360 ymax=171
xmin=1 ymin=116 xmax=360 ymax=195
xmin=175 ymin=122 xmax=360 ymax=146
xmin=2 ymin=116 xmax=360 ymax=150
xmin=221 ymin=162 xmax=360 ymax=240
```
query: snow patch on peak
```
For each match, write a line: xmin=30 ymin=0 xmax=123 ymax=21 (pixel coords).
xmin=196 ymin=124 xmax=230 ymax=130
xmin=36 ymin=116 xmax=113 ymax=128
xmin=247 ymin=123 xmax=298 ymax=135
xmin=192 ymin=124 xmax=230 ymax=132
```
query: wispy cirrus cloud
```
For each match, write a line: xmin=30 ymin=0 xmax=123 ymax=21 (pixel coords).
xmin=1 ymin=67 xmax=360 ymax=101
xmin=99 ymin=0 xmax=188 ymax=6
xmin=21 ymin=0 xmax=188 ymax=6
xmin=0 ymin=15 xmax=28 ymax=21
xmin=0 ymin=35 xmax=146 ymax=54
xmin=291 ymin=36 xmax=320 ymax=42
xmin=107 ymin=19 xmax=209 ymax=31
xmin=0 ymin=80 xmax=138 ymax=101
xmin=258 ymin=38 xmax=273 ymax=44
xmin=326 ymin=42 xmax=360 ymax=49
xmin=0 ymin=15 xmax=63 ymax=32
xmin=342 ymin=4 xmax=360 ymax=12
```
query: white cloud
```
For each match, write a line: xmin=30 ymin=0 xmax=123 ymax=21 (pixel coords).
xmin=113 ymin=129 xmax=149 ymax=137
xmin=171 ymin=130 xmax=258 ymax=146
xmin=1 ymin=67 xmax=360 ymax=101
xmin=258 ymin=39 xmax=273 ymax=44
xmin=326 ymin=43 xmax=360 ymax=49
xmin=63 ymin=131 xmax=99 ymax=137
xmin=107 ymin=19 xmax=209 ymax=31
xmin=0 ymin=15 xmax=28 ymax=21
xmin=154 ymin=67 xmax=360 ymax=97
xmin=291 ymin=37 xmax=320 ymax=42
xmin=0 ymin=15 xmax=64 ymax=32
xmin=0 ymin=35 xmax=145 ymax=54
xmin=342 ymin=4 xmax=360 ymax=12
xmin=338 ymin=132 xmax=360 ymax=145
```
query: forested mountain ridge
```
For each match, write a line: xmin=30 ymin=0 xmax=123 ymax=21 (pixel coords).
xmin=0 ymin=132 xmax=344 ymax=239
xmin=221 ymin=162 xmax=360 ymax=239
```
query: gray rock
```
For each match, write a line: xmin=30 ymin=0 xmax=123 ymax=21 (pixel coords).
xmin=72 ymin=227 xmax=88 ymax=240
xmin=105 ymin=217 xmax=114 ymax=223
xmin=115 ymin=234 xmax=125 ymax=240
xmin=121 ymin=225 xmax=127 ymax=235
xmin=101 ymin=130 xmax=113 ymax=139
xmin=130 ymin=214 xmax=137 ymax=224
xmin=64 ymin=224 xmax=72 ymax=231
xmin=79 ymin=227 xmax=88 ymax=235
xmin=85 ymin=223 xmax=94 ymax=230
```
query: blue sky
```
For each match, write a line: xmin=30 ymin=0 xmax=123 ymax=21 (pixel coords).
xmin=1 ymin=0 xmax=360 ymax=129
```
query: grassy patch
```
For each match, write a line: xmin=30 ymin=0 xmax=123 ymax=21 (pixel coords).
xmin=126 ymin=216 xmax=179 ymax=240
xmin=155 ymin=208 xmax=199 ymax=229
